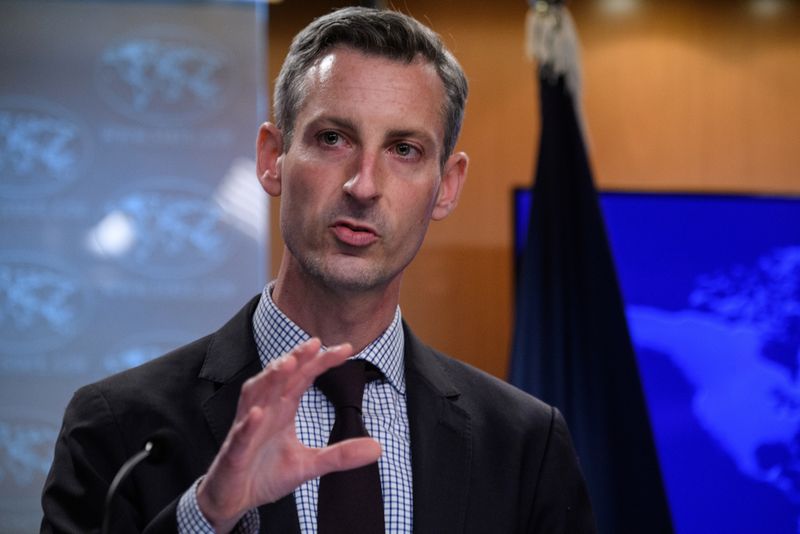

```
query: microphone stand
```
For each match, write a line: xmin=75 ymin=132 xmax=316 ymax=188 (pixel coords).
xmin=101 ymin=439 xmax=156 ymax=534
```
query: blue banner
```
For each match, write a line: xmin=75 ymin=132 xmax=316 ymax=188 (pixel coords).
xmin=0 ymin=2 xmax=267 ymax=530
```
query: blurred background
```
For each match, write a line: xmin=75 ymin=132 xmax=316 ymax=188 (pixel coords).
xmin=1 ymin=0 xmax=798 ymax=532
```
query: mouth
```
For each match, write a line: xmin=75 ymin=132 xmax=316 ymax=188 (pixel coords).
xmin=330 ymin=219 xmax=380 ymax=247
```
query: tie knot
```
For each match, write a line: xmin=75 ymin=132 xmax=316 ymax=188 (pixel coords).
xmin=315 ymin=359 xmax=380 ymax=410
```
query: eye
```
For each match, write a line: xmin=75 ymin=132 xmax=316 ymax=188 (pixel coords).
xmin=393 ymin=142 xmax=421 ymax=160
xmin=319 ymin=131 xmax=342 ymax=146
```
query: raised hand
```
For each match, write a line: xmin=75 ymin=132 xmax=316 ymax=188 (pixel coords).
xmin=196 ymin=338 xmax=382 ymax=533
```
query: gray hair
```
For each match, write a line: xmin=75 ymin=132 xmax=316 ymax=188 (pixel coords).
xmin=274 ymin=6 xmax=468 ymax=167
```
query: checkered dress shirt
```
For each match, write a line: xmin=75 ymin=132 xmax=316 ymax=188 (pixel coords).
xmin=177 ymin=284 xmax=413 ymax=533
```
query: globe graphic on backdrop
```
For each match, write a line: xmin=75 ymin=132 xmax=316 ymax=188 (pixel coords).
xmin=627 ymin=246 xmax=800 ymax=529
xmin=95 ymin=26 xmax=234 ymax=125
xmin=0 ymin=97 xmax=89 ymax=199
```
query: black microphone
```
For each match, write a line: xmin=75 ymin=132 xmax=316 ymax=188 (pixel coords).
xmin=101 ymin=430 xmax=175 ymax=534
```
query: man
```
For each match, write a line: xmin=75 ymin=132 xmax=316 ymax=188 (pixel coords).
xmin=41 ymin=7 xmax=595 ymax=533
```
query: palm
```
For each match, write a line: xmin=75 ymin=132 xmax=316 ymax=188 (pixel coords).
xmin=197 ymin=339 xmax=381 ymax=532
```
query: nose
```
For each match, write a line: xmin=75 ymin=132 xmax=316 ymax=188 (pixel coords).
xmin=342 ymin=152 xmax=381 ymax=203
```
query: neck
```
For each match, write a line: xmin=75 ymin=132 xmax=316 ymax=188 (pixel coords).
xmin=271 ymin=252 xmax=402 ymax=353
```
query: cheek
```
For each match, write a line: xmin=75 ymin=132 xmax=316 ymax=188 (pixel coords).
xmin=396 ymin=185 xmax=438 ymax=237
xmin=411 ymin=183 xmax=439 ymax=219
xmin=280 ymin=161 xmax=341 ymax=237
xmin=282 ymin=162 xmax=321 ymax=208
xmin=279 ymin=170 xmax=314 ymax=231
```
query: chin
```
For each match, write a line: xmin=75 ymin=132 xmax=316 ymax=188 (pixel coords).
xmin=290 ymin=245 xmax=405 ymax=293
xmin=320 ymin=270 xmax=391 ymax=293
xmin=312 ymin=260 xmax=396 ymax=293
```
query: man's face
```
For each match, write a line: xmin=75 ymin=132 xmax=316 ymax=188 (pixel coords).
xmin=267 ymin=47 xmax=465 ymax=293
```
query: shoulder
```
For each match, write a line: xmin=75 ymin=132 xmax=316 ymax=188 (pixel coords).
xmin=64 ymin=295 xmax=261 ymax=436
xmin=401 ymin=324 xmax=594 ymax=530
xmin=80 ymin=295 xmax=261 ymax=406
xmin=94 ymin=333 xmax=212 ymax=392
xmin=403 ymin=323 xmax=555 ymax=433
xmin=63 ymin=333 xmax=215 ymax=435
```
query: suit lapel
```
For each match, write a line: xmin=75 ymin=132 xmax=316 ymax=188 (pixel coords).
xmin=198 ymin=295 xmax=301 ymax=534
xmin=404 ymin=324 xmax=472 ymax=533
xmin=198 ymin=295 xmax=262 ymax=445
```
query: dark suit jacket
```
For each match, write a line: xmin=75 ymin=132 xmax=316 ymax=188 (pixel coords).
xmin=41 ymin=296 xmax=596 ymax=533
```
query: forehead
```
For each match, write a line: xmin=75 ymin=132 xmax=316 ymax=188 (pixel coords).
xmin=295 ymin=47 xmax=447 ymax=140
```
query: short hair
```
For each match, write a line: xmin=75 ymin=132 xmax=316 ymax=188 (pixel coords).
xmin=274 ymin=6 xmax=468 ymax=166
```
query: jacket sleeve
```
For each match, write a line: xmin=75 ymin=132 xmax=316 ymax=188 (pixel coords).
xmin=40 ymin=385 xmax=180 ymax=534
xmin=527 ymin=407 xmax=597 ymax=534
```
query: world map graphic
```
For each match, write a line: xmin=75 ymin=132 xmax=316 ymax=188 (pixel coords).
xmin=603 ymin=195 xmax=800 ymax=534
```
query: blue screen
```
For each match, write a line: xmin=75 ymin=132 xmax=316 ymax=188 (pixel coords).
xmin=515 ymin=190 xmax=800 ymax=533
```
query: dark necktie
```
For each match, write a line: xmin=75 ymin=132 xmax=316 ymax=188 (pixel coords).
xmin=315 ymin=359 xmax=384 ymax=534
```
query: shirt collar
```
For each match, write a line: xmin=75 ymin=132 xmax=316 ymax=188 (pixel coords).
xmin=252 ymin=282 xmax=406 ymax=394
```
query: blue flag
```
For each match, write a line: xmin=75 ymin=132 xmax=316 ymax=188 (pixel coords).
xmin=509 ymin=63 xmax=674 ymax=533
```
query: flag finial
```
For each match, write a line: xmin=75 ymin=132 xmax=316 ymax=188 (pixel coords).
xmin=525 ymin=1 xmax=582 ymax=101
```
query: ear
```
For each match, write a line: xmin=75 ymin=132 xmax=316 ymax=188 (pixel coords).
xmin=256 ymin=122 xmax=284 ymax=197
xmin=431 ymin=151 xmax=468 ymax=221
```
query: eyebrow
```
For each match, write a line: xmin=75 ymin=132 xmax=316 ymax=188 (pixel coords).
xmin=386 ymin=128 xmax=437 ymax=148
xmin=306 ymin=116 xmax=357 ymax=135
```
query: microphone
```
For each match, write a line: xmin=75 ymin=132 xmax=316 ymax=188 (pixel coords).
xmin=101 ymin=430 xmax=175 ymax=534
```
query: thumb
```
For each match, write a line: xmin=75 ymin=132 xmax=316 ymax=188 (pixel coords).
xmin=306 ymin=437 xmax=382 ymax=479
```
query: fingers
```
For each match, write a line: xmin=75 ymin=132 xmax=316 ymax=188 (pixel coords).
xmin=235 ymin=338 xmax=317 ymax=418
xmin=281 ymin=342 xmax=354 ymax=401
xmin=235 ymin=339 xmax=354 ymax=421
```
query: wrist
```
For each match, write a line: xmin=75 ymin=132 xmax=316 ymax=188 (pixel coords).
xmin=196 ymin=476 xmax=245 ymax=534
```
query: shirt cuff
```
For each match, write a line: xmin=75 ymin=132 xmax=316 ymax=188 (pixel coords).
xmin=177 ymin=477 xmax=260 ymax=534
